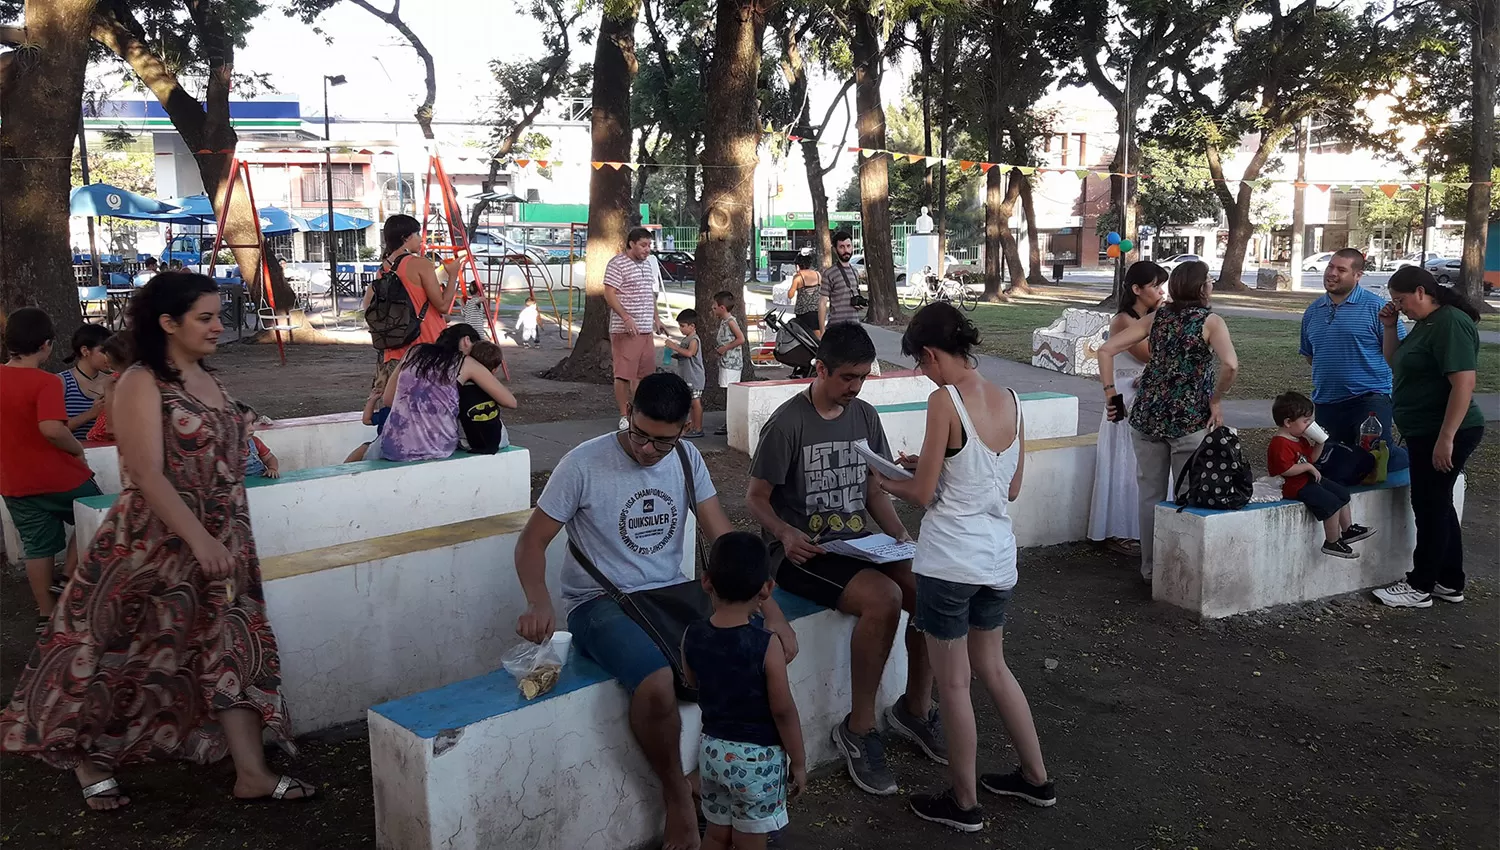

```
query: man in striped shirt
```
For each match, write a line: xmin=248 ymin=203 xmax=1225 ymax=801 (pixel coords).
xmin=606 ymin=227 xmax=667 ymax=430
xmin=1299 ymin=247 xmax=1407 ymax=466
xmin=820 ymin=230 xmax=864 ymax=330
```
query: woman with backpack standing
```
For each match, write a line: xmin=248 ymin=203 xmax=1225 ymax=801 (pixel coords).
xmin=1096 ymin=260 xmax=1240 ymax=584
xmin=365 ymin=214 xmax=462 ymax=397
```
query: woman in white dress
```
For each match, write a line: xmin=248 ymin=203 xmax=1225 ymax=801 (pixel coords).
xmin=1087 ymin=261 xmax=1167 ymax=556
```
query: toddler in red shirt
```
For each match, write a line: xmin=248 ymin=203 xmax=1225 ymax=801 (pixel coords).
xmin=1267 ymin=391 xmax=1375 ymax=560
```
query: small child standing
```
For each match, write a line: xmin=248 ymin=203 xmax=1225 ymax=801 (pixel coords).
xmin=1268 ymin=391 xmax=1374 ymax=560
xmin=85 ymin=332 xmax=134 ymax=443
xmin=664 ymin=308 xmax=705 ymax=438
xmin=459 ymin=280 xmax=493 ymax=341
xmin=683 ymin=532 xmax=806 ymax=850
xmin=238 ymin=404 xmax=280 ymax=480
xmin=516 ymin=295 xmax=541 ymax=348
xmin=710 ymin=291 xmax=746 ymax=436
xmin=457 ymin=341 xmax=511 ymax=454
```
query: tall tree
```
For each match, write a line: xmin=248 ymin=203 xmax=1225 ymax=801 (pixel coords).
xmin=638 ymin=0 xmax=711 ymax=230
xmin=289 ymin=0 xmax=438 ymax=139
xmin=0 ymin=0 xmax=94 ymax=355
xmin=1463 ymin=0 xmax=1497 ymax=302
xmin=848 ymin=7 xmax=900 ymax=322
xmin=1161 ymin=0 xmax=1418 ymax=289
xmin=696 ymin=0 xmax=767 ymax=385
xmin=776 ymin=10 xmax=854 ymax=268
xmin=91 ymin=0 xmax=297 ymax=319
xmin=548 ymin=1 xmax=640 ymax=380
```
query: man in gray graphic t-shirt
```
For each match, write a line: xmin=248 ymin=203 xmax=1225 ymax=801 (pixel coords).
xmin=747 ymin=322 xmax=941 ymax=798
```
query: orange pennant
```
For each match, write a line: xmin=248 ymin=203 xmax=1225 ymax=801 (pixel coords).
xmin=536 ymin=160 xmax=550 ymax=168
xmin=1378 ymin=184 xmax=1399 ymax=198
xmin=591 ymin=162 xmax=605 ymax=170
xmin=515 ymin=159 xmax=530 ymax=168
xmin=1314 ymin=184 xmax=1331 ymax=192
xmin=979 ymin=163 xmax=995 ymax=173
xmin=959 ymin=160 xmax=977 ymax=171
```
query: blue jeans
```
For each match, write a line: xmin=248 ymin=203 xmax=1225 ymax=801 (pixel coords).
xmin=1314 ymin=393 xmax=1409 ymax=472
xmin=567 ymin=595 xmax=671 ymax=693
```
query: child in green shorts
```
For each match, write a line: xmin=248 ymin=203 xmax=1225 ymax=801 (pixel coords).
xmin=0 ymin=308 xmax=102 ymax=631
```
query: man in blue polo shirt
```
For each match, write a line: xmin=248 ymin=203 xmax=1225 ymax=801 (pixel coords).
xmin=1300 ymin=247 xmax=1408 ymax=469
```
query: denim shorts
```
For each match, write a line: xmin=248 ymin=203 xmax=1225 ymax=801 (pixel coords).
xmin=567 ymin=595 xmax=671 ymax=693
xmin=913 ymin=574 xmax=1013 ymax=641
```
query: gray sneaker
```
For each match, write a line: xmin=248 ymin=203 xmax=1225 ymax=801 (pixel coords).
xmin=886 ymin=700 xmax=949 ymax=765
xmin=831 ymin=715 xmax=898 ymax=795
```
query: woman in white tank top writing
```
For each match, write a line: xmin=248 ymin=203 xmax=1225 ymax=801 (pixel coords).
xmin=871 ymin=302 xmax=1053 ymax=832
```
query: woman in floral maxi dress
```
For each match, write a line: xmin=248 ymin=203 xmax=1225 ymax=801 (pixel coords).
xmin=0 ymin=273 xmax=316 ymax=810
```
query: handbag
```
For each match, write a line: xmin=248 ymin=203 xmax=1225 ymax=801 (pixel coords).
xmin=568 ymin=443 xmax=711 ymax=702
xmin=1314 ymin=442 xmax=1376 ymax=487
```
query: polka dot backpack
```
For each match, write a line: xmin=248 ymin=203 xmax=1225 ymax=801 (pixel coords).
xmin=1174 ymin=426 xmax=1254 ymax=511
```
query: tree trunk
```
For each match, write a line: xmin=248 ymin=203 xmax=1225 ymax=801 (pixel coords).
xmin=547 ymin=4 xmax=639 ymax=381
xmin=850 ymin=10 xmax=900 ymax=323
xmin=1218 ymin=189 xmax=1255 ymax=293
xmin=696 ymin=0 xmax=765 ymax=386
xmin=90 ymin=6 xmax=295 ymax=320
xmin=935 ymin=20 xmax=954 ymax=271
xmin=802 ymin=137 xmax=833 ymax=268
xmin=1020 ymin=175 xmax=1045 ymax=289
xmin=1290 ymin=117 xmax=1309 ymax=280
xmin=918 ymin=22 xmax=934 ymax=212
xmin=1462 ymin=0 xmax=1497 ymax=304
xmin=0 ymin=0 xmax=93 ymax=362
xmin=982 ymin=168 xmax=1022 ymax=302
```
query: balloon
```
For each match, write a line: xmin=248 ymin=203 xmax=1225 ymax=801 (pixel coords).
xmin=1120 ymin=238 xmax=1134 ymax=252
xmin=1107 ymin=244 xmax=1122 ymax=258
xmin=1106 ymin=232 xmax=1121 ymax=245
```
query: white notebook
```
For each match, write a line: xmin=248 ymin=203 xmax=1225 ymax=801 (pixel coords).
xmin=822 ymin=533 xmax=917 ymax=565
xmin=853 ymin=438 xmax=912 ymax=480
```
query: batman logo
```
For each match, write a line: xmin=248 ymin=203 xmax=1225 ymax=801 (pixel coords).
xmin=468 ymin=401 xmax=500 ymax=422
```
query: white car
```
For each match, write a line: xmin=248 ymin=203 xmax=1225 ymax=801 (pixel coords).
xmin=1158 ymin=253 xmax=1202 ymax=272
xmin=471 ymin=231 xmax=548 ymax=265
xmin=1396 ymin=251 xmax=1444 ymax=269
xmin=1302 ymin=252 xmax=1335 ymax=272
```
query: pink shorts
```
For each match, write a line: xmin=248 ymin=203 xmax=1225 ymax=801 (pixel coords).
xmin=611 ymin=333 xmax=656 ymax=381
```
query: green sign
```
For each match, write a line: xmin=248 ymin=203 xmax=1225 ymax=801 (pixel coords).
xmin=783 ymin=211 xmax=861 ymax=223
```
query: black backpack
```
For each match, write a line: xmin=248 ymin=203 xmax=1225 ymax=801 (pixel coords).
xmin=1174 ymin=426 xmax=1253 ymax=511
xmin=366 ymin=255 xmax=429 ymax=351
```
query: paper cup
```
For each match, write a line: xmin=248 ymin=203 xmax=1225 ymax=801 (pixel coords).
xmin=548 ymin=631 xmax=573 ymax=666
xmin=1304 ymin=422 xmax=1329 ymax=443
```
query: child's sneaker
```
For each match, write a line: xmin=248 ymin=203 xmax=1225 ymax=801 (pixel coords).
xmin=1341 ymin=524 xmax=1376 ymax=544
xmin=1321 ymin=539 xmax=1359 ymax=559
xmin=1432 ymin=584 xmax=1465 ymax=603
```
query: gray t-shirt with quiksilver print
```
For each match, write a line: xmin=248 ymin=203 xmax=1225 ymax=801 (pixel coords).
xmin=539 ymin=433 xmax=716 ymax=614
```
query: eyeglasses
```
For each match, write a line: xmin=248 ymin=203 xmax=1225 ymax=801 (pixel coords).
xmin=625 ymin=423 xmax=682 ymax=453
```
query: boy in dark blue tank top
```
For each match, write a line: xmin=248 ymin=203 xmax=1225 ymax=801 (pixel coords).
xmin=682 ymin=532 xmax=807 ymax=848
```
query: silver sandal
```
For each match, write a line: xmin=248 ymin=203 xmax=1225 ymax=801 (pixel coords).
xmin=240 ymin=774 xmax=317 ymax=803
xmin=81 ymin=777 xmax=127 ymax=809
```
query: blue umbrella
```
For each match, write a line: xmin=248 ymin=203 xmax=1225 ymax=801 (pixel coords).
xmin=306 ymin=212 xmax=375 ymax=232
xmin=257 ymin=206 xmax=313 ymax=234
xmin=70 ymin=184 xmax=181 ymax=220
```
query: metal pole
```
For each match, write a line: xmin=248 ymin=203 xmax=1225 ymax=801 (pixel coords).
xmin=78 ymin=117 xmax=102 ymax=289
xmin=1420 ymin=158 xmax=1431 ymax=257
xmin=324 ymin=77 xmax=339 ymax=324
xmin=1114 ymin=63 xmax=1130 ymax=300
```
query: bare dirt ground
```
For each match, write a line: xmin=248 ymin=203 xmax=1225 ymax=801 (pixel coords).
xmin=2 ymin=423 xmax=1495 ymax=849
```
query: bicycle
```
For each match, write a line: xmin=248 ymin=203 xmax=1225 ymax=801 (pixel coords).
xmin=906 ymin=268 xmax=978 ymax=312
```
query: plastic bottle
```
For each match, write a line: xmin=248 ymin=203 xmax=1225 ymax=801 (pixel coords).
xmin=1359 ymin=412 xmax=1381 ymax=450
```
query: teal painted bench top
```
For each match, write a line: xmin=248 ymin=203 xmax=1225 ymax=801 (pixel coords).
xmin=371 ymin=588 xmax=826 ymax=739
xmin=76 ymin=444 xmax=527 ymax=511
xmin=1164 ymin=468 xmax=1411 ymax=517
xmin=874 ymin=391 xmax=1072 ymax=415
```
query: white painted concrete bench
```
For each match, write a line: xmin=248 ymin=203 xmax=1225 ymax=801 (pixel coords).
xmin=71 ymin=447 xmax=532 ymax=560
xmin=2 ymin=412 xmax=375 ymax=564
xmin=257 ymin=507 xmax=695 ymax=735
xmin=1152 ymin=469 xmax=1465 ymax=618
xmin=726 ymin=370 xmax=1078 ymax=454
xmin=1031 ymin=308 xmax=1110 ymax=376
xmin=368 ymin=589 xmax=909 ymax=850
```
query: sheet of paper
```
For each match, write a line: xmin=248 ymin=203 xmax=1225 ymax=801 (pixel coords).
xmin=822 ymin=533 xmax=917 ymax=564
xmin=853 ymin=438 xmax=912 ymax=480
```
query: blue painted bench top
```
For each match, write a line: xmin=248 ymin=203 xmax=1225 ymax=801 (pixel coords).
xmin=1163 ymin=468 xmax=1411 ymax=517
xmin=371 ymin=588 xmax=828 ymax=739
xmin=76 ymin=444 xmax=526 ymax=511
xmin=873 ymin=391 xmax=1070 ymax=415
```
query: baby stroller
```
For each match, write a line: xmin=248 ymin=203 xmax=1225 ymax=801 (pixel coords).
xmin=763 ymin=309 xmax=819 ymax=378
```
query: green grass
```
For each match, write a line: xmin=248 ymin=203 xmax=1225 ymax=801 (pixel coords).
xmin=965 ymin=301 xmax=1500 ymax=399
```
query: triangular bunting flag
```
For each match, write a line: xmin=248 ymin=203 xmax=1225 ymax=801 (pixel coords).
xmin=1095 ymin=171 xmax=1111 ymax=181
xmin=763 ymin=122 xmax=775 ymax=134
xmin=979 ymin=163 xmax=995 ymax=173
xmin=1314 ymin=183 xmax=1331 ymax=192
xmin=1292 ymin=181 xmax=1308 ymax=189
xmin=1408 ymin=183 xmax=1423 ymax=192
xmin=1378 ymin=184 xmax=1399 ymax=198
xmin=1015 ymin=166 xmax=1036 ymax=176
xmin=1074 ymin=169 xmax=1091 ymax=180
xmin=536 ymin=160 xmax=550 ymax=168
xmin=788 ymin=135 xmax=802 ymax=142
xmin=591 ymin=162 xmax=605 ymax=170
xmin=959 ymin=160 xmax=977 ymax=171
xmin=925 ymin=156 xmax=942 ymax=168
xmin=515 ymin=159 xmax=530 ymax=168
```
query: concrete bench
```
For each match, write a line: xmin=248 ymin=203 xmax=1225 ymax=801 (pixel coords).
xmin=726 ymin=371 xmax=1078 ymax=454
xmin=1152 ymin=469 xmax=1466 ymax=618
xmin=2 ymin=412 xmax=376 ymax=564
xmin=368 ymin=590 xmax=910 ymax=850
xmin=71 ymin=447 xmax=532 ymax=561
xmin=1031 ymin=308 xmax=1110 ymax=376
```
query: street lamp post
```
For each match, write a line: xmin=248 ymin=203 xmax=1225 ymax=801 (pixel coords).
xmin=323 ymin=74 xmax=347 ymax=321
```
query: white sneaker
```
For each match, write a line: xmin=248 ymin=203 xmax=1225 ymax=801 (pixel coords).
xmin=1432 ymin=584 xmax=1465 ymax=604
xmin=1372 ymin=580 xmax=1433 ymax=609
xmin=618 ymin=416 xmax=629 ymax=431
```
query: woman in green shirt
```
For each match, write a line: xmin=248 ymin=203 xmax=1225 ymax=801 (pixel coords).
xmin=1371 ymin=267 xmax=1485 ymax=609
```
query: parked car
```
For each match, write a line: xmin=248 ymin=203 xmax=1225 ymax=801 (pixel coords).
xmin=1158 ymin=253 xmax=1202 ymax=272
xmin=653 ymin=250 xmax=696 ymax=282
xmin=1429 ymin=259 xmax=1462 ymax=285
xmin=471 ymin=230 xmax=547 ymax=265
xmin=1395 ymin=251 xmax=1444 ymax=269
xmin=1302 ymin=251 xmax=1335 ymax=272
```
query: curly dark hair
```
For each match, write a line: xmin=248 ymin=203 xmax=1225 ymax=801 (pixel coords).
xmin=127 ymin=272 xmax=220 ymax=383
